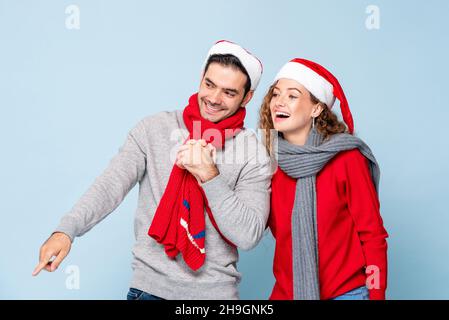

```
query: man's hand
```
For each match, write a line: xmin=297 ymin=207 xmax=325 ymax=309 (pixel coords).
xmin=32 ymin=232 xmax=72 ymax=276
xmin=176 ymin=139 xmax=219 ymax=183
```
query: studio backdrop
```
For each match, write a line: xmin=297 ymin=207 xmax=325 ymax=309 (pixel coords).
xmin=0 ymin=0 xmax=448 ymax=299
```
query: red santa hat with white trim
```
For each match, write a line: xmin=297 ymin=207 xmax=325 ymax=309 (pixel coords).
xmin=274 ymin=58 xmax=354 ymax=134
xmin=203 ymin=40 xmax=263 ymax=91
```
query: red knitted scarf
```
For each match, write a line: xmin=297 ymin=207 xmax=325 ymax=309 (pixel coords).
xmin=148 ymin=93 xmax=245 ymax=271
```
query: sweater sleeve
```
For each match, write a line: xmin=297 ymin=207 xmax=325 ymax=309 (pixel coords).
xmin=344 ymin=150 xmax=389 ymax=300
xmin=54 ymin=120 xmax=148 ymax=242
xmin=200 ymin=150 xmax=272 ymax=250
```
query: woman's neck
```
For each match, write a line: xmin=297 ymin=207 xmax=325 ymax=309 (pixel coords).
xmin=283 ymin=127 xmax=311 ymax=146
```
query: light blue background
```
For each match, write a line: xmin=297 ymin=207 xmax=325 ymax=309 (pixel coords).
xmin=1 ymin=0 xmax=448 ymax=299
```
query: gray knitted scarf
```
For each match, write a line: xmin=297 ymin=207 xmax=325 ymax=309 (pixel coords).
xmin=277 ymin=128 xmax=380 ymax=300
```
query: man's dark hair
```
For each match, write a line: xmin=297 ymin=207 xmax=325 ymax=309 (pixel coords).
xmin=204 ymin=54 xmax=251 ymax=96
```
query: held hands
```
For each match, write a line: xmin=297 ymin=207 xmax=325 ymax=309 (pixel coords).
xmin=176 ymin=139 xmax=219 ymax=183
xmin=32 ymin=232 xmax=72 ymax=276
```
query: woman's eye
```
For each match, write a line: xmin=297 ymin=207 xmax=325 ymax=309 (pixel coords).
xmin=289 ymin=95 xmax=298 ymax=99
xmin=272 ymin=93 xmax=279 ymax=97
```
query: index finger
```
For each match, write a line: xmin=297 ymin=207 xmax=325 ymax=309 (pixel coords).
xmin=32 ymin=259 xmax=50 ymax=276
xmin=177 ymin=144 xmax=192 ymax=153
xmin=186 ymin=139 xmax=198 ymax=145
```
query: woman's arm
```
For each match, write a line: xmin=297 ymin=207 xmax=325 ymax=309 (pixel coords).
xmin=344 ymin=150 xmax=389 ymax=300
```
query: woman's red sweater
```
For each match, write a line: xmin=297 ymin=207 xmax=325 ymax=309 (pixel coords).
xmin=269 ymin=149 xmax=388 ymax=300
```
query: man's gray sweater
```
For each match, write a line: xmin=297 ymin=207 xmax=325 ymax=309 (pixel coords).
xmin=54 ymin=109 xmax=272 ymax=299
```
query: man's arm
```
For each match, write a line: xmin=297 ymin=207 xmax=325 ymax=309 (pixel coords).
xmin=33 ymin=119 xmax=148 ymax=275
xmin=177 ymin=137 xmax=272 ymax=250
xmin=200 ymin=156 xmax=272 ymax=250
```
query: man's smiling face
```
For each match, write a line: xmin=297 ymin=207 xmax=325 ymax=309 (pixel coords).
xmin=198 ymin=62 xmax=250 ymax=123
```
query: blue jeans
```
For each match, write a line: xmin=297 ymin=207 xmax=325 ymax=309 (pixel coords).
xmin=332 ymin=286 xmax=370 ymax=300
xmin=126 ymin=288 xmax=164 ymax=300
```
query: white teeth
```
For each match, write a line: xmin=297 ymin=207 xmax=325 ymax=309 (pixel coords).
xmin=275 ymin=111 xmax=290 ymax=117
xmin=206 ymin=103 xmax=222 ymax=111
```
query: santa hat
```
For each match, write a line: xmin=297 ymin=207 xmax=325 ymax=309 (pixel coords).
xmin=274 ymin=58 xmax=354 ymax=134
xmin=203 ymin=40 xmax=263 ymax=91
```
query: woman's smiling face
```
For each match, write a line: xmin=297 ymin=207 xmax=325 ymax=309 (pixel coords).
xmin=270 ymin=78 xmax=320 ymax=135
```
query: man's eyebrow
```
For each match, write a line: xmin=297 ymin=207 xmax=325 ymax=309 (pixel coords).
xmin=205 ymin=77 xmax=215 ymax=86
xmin=205 ymin=77 xmax=240 ymax=95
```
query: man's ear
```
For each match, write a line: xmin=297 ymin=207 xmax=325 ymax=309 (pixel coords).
xmin=241 ymin=90 xmax=254 ymax=108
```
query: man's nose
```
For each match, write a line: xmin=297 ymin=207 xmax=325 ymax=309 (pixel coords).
xmin=209 ymin=89 xmax=222 ymax=105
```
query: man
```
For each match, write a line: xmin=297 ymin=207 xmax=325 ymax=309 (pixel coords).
xmin=32 ymin=40 xmax=272 ymax=300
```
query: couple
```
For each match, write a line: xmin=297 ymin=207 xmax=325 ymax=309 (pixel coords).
xmin=32 ymin=40 xmax=388 ymax=300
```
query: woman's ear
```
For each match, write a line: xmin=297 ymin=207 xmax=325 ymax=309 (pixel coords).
xmin=311 ymin=103 xmax=324 ymax=118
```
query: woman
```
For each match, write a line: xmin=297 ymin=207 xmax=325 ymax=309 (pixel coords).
xmin=259 ymin=58 xmax=388 ymax=300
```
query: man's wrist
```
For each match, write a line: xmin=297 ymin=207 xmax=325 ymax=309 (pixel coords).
xmin=200 ymin=165 xmax=219 ymax=183
xmin=51 ymin=231 xmax=74 ymax=243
